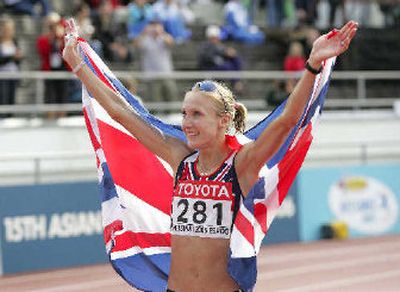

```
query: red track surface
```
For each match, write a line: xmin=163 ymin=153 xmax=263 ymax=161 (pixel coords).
xmin=1 ymin=235 xmax=399 ymax=291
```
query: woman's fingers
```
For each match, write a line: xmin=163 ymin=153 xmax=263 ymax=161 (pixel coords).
xmin=64 ymin=19 xmax=81 ymax=56
xmin=340 ymin=21 xmax=357 ymax=36
xmin=336 ymin=21 xmax=358 ymax=49
xmin=340 ymin=21 xmax=358 ymax=41
xmin=69 ymin=18 xmax=78 ymax=36
xmin=64 ymin=18 xmax=79 ymax=43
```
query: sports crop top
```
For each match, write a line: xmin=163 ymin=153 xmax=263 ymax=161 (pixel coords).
xmin=170 ymin=150 xmax=243 ymax=239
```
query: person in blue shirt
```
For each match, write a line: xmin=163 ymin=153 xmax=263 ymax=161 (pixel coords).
xmin=126 ymin=0 xmax=154 ymax=40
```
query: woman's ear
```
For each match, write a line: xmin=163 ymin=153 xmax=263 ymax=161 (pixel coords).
xmin=219 ymin=113 xmax=231 ymax=131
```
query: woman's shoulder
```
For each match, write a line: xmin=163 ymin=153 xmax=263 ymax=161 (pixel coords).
xmin=180 ymin=150 xmax=198 ymax=163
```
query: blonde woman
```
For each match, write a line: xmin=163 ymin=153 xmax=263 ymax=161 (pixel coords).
xmin=0 ymin=17 xmax=23 ymax=112
xmin=63 ymin=19 xmax=358 ymax=291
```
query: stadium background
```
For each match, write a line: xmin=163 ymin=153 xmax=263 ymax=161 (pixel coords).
xmin=1 ymin=0 xmax=400 ymax=290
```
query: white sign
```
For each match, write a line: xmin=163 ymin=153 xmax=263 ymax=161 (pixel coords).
xmin=329 ymin=176 xmax=398 ymax=234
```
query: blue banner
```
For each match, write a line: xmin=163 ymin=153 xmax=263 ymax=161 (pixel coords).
xmin=0 ymin=182 xmax=107 ymax=274
xmin=298 ymin=164 xmax=400 ymax=241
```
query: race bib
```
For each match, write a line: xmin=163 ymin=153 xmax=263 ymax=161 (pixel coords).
xmin=170 ymin=180 xmax=234 ymax=239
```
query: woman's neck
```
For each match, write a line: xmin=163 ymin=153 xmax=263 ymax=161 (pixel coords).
xmin=197 ymin=137 xmax=231 ymax=172
xmin=0 ymin=37 xmax=12 ymax=43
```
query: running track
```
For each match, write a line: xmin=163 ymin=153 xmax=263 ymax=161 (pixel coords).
xmin=1 ymin=235 xmax=399 ymax=291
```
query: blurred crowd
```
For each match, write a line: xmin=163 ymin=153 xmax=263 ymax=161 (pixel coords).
xmin=1 ymin=0 xmax=400 ymax=114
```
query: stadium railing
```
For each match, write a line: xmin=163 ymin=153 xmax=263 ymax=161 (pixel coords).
xmin=0 ymin=70 xmax=399 ymax=115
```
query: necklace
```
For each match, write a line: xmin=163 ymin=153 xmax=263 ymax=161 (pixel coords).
xmin=197 ymin=158 xmax=222 ymax=176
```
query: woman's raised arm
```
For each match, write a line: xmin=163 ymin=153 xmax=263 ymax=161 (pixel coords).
xmin=236 ymin=21 xmax=358 ymax=190
xmin=62 ymin=19 xmax=191 ymax=172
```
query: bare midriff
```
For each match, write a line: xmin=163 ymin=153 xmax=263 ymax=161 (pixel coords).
xmin=167 ymin=235 xmax=240 ymax=292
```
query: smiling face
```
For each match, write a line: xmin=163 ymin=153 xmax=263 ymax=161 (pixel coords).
xmin=181 ymin=91 xmax=230 ymax=149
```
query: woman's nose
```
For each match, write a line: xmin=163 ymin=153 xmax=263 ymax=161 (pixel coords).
xmin=182 ymin=116 xmax=192 ymax=129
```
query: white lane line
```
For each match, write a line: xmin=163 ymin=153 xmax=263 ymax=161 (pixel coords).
xmin=258 ymin=240 xmax=400 ymax=265
xmin=28 ymin=278 xmax=127 ymax=292
xmin=258 ymin=252 xmax=400 ymax=278
xmin=278 ymin=269 xmax=400 ymax=292
xmin=0 ymin=266 xmax=113 ymax=285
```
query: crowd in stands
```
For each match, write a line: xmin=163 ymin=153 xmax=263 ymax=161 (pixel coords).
xmin=1 ymin=0 xmax=400 ymax=113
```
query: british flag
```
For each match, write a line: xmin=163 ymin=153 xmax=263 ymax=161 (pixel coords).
xmin=78 ymin=38 xmax=335 ymax=291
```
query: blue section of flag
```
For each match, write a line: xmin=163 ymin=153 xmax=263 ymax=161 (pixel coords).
xmin=228 ymin=255 xmax=258 ymax=290
xmin=112 ymin=253 xmax=171 ymax=292
xmin=99 ymin=162 xmax=118 ymax=202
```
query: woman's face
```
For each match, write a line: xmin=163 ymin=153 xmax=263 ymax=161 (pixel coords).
xmin=181 ymin=92 xmax=228 ymax=149
xmin=1 ymin=21 xmax=15 ymax=39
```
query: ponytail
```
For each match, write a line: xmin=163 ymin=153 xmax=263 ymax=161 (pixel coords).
xmin=233 ymin=102 xmax=247 ymax=133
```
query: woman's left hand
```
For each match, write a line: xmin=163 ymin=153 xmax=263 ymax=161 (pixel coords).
xmin=62 ymin=18 xmax=81 ymax=68
xmin=309 ymin=20 xmax=358 ymax=67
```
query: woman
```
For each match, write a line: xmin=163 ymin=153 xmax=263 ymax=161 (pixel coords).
xmin=63 ymin=19 xmax=358 ymax=291
xmin=0 ymin=17 xmax=23 ymax=113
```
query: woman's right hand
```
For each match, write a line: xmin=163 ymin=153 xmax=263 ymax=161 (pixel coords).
xmin=62 ymin=18 xmax=82 ymax=68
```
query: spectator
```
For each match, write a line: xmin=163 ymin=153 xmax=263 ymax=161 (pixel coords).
xmin=328 ymin=0 xmax=346 ymax=28
xmin=303 ymin=26 xmax=320 ymax=57
xmin=345 ymin=1 xmax=371 ymax=27
xmin=284 ymin=41 xmax=305 ymax=93
xmin=267 ymin=0 xmax=284 ymax=28
xmin=284 ymin=41 xmax=306 ymax=72
xmin=265 ymin=80 xmax=291 ymax=108
xmin=69 ymin=2 xmax=105 ymax=103
xmin=36 ymin=12 xmax=67 ymax=118
xmin=83 ymin=0 xmax=102 ymax=10
xmin=223 ymin=0 xmax=265 ymax=44
xmin=266 ymin=33 xmax=307 ymax=109
xmin=84 ymin=0 xmax=124 ymax=9
xmin=152 ymin=0 xmax=192 ymax=43
xmin=283 ymin=0 xmax=297 ymax=27
xmin=126 ymin=0 xmax=154 ymax=40
xmin=134 ymin=20 xmax=178 ymax=103
xmin=198 ymin=25 xmax=243 ymax=93
xmin=295 ymin=0 xmax=318 ymax=26
xmin=0 ymin=17 xmax=23 ymax=116
xmin=380 ymin=2 xmax=400 ymax=28
xmin=177 ymin=0 xmax=195 ymax=24
xmin=74 ymin=2 xmax=103 ymax=54
xmin=198 ymin=25 xmax=241 ymax=71
xmin=3 ymin=0 xmax=50 ymax=17
xmin=92 ymin=0 xmax=133 ymax=62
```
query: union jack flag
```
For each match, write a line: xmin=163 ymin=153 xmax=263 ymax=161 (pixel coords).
xmin=78 ymin=38 xmax=335 ymax=291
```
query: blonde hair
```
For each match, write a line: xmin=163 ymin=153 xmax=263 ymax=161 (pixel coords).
xmin=0 ymin=16 xmax=15 ymax=39
xmin=190 ymin=80 xmax=247 ymax=133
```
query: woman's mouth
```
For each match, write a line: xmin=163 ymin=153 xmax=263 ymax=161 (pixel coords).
xmin=186 ymin=132 xmax=198 ymax=137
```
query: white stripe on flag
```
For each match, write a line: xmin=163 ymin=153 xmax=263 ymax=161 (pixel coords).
xmin=110 ymin=246 xmax=171 ymax=260
xmin=230 ymin=226 xmax=255 ymax=258
xmin=101 ymin=196 xmax=122 ymax=227
xmin=236 ymin=134 xmax=252 ymax=145
xmin=259 ymin=164 xmax=279 ymax=196
xmin=253 ymin=216 xmax=266 ymax=254
xmin=116 ymin=185 xmax=171 ymax=233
